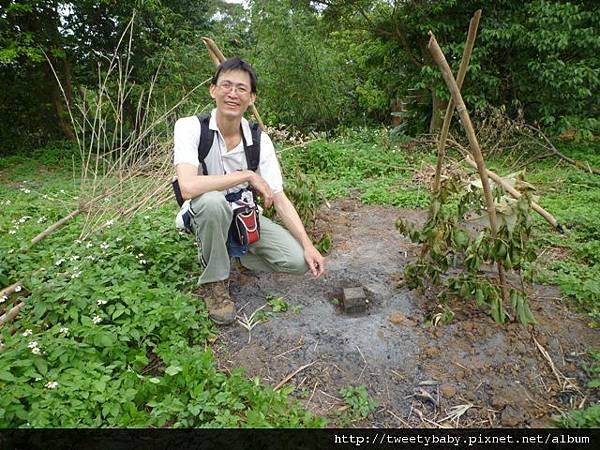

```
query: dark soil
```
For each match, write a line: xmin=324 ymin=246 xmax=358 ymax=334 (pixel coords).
xmin=213 ymin=198 xmax=599 ymax=428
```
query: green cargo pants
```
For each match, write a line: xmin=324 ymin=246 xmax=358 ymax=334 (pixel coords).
xmin=190 ymin=191 xmax=308 ymax=285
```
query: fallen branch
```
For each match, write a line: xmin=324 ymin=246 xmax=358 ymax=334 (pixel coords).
xmin=0 ymin=302 xmax=26 ymax=327
xmin=523 ymin=124 xmax=600 ymax=176
xmin=274 ymin=361 xmax=316 ymax=391
xmin=0 ymin=282 xmax=22 ymax=299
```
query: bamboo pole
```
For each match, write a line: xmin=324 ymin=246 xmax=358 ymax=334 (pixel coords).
xmin=201 ymin=37 xmax=266 ymax=131
xmin=29 ymin=209 xmax=81 ymax=248
xmin=428 ymin=32 xmax=509 ymax=305
xmin=432 ymin=10 xmax=481 ymax=194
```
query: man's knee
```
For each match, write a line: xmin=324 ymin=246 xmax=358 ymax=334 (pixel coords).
xmin=283 ymin=250 xmax=309 ymax=275
xmin=190 ymin=191 xmax=230 ymax=221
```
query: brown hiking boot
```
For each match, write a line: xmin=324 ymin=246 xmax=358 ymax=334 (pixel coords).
xmin=194 ymin=280 xmax=236 ymax=325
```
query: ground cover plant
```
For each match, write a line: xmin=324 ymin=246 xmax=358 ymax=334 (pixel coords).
xmin=0 ymin=152 xmax=324 ymax=428
xmin=1 ymin=130 xmax=598 ymax=427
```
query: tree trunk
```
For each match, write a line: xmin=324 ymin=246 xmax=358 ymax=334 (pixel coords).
xmin=429 ymin=90 xmax=445 ymax=133
xmin=47 ymin=64 xmax=76 ymax=141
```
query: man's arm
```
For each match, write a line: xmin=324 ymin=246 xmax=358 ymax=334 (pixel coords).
xmin=176 ymin=164 xmax=274 ymax=207
xmin=273 ymin=191 xmax=325 ymax=278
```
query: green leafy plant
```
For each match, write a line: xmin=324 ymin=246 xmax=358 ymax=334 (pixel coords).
xmin=267 ymin=295 xmax=289 ymax=313
xmin=339 ymin=385 xmax=378 ymax=420
xmin=397 ymin=171 xmax=538 ymax=324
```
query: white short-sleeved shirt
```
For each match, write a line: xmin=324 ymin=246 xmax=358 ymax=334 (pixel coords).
xmin=173 ymin=109 xmax=283 ymax=195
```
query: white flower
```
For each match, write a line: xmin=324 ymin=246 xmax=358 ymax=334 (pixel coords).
xmin=86 ymin=242 xmax=93 ymax=249
xmin=0 ymin=295 xmax=7 ymax=303
xmin=22 ymin=188 xmax=31 ymax=194
xmin=116 ymin=237 xmax=123 ymax=242
xmin=14 ymin=285 xmax=22 ymax=292
xmin=42 ymin=194 xmax=48 ymax=199
xmin=45 ymin=381 xmax=59 ymax=389
xmin=60 ymin=189 xmax=65 ymax=194
xmin=34 ymin=377 xmax=42 ymax=382
xmin=69 ymin=255 xmax=79 ymax=261
xmin=59 ymin=327 xmax=69 ymax=335
xmin=105 ymin=219 xmax=114 ymax=227
xmin=139 ymin=259 xmax=147 ymax=265
xmin=8 ymin=229 xmax=16 ymax=235
xmin=86 ymin=255 xmax=96 ymax=261
xmin=37 ymin=216 xmax=47 ymax=223
xmin=100 ymin=242 xmax=109 ymax=250
xmin=74 ymin=239 xmax=82 ymax=244
xmin=92 ymin=315 xmax=102 ymax=324
xmin=71 ymin=270 xmax=82 ymax=279
xmin=55 ymin=258 xmax=65 ymax=266
xmin=137 ymin=253 xmax=144 ymax=257
xmin=22 ymin=329 xmax=33 ymax=337
xmin=97 ymin=299 xmax=107 ymax=306
xmin=28 ymin=341 xmax=41 ymax=354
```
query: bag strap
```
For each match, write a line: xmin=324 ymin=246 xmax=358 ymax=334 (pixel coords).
xmin=196 ymin=114 xmax=261 ymax=174
xmin=243 ymin=122 xmax=261 ymax=172
xmin=196 ymin=114 xmax=213 ymax=176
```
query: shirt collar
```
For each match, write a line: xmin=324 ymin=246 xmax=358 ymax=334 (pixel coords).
xmin=209 ymin=108 xmax=253 ymax=146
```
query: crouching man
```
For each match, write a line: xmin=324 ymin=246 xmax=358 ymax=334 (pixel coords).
xmin=173 ymin=58 xmax=325 ymax=325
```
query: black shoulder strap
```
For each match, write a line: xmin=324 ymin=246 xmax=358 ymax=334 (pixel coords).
xmin=196 ymin=114 xmax=213 ymax=175
xmin=243 ymin=122 xmax=261 ymax=172
xmin=197 ymin=114 xmax=261 ymax=174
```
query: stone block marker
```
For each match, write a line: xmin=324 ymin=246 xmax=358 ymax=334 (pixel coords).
xmin=342 ymin=287 xmax=367 ymax=314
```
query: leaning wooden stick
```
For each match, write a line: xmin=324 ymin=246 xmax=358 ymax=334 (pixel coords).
xmin=201 ymin=37 xmax=266 ymax=131
xmin=432 ymin=10 xmax=481 ymax=194
xmin=428 ymin=32 xmax=509 ymax=304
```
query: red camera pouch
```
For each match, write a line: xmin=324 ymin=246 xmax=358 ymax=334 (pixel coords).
xmin=234 ymin=206 xmax=260 ymax=246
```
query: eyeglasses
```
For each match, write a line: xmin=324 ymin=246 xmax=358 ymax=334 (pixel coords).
xmin=217 ymin=81 xmax=251 ymax=95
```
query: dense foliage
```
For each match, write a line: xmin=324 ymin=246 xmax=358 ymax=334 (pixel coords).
xmin=0 ymin=154 xmax=325 ymax=427
xmin=2 ymin=0 xmax=598 ymax=153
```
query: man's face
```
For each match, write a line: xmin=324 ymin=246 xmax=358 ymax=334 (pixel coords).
xmin=210 ymin=69 xmax=255 ymax=120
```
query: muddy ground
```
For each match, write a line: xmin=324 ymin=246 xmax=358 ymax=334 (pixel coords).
xmin=214 ymin=198 xmax=599 ymax=427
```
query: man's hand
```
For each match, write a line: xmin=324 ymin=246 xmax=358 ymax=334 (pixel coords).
xmin=304 ymin=244 xmax=325 ymax=278
xmin=248 ymin=171 xmax=274 ymax=208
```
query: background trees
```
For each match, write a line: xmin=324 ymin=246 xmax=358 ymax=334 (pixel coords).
xmin=1 ymin=0 xmax=598 ymax=154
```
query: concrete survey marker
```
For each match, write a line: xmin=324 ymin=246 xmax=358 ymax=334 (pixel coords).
xmin=342 ymin=286 xmax=367 ymax=313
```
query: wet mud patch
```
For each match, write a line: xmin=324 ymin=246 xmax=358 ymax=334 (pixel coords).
xmin=213 ymin=198 xmax=599 ymax=427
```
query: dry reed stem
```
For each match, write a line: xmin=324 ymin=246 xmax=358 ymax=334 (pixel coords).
xmin=274 ymin=361 xmax=317 ymax=391
xmin=532 ymin=335 xmax=580 ymax=393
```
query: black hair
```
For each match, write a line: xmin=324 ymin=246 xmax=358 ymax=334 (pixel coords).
xmin=211 ymin=57 xmax=257 ymax=94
